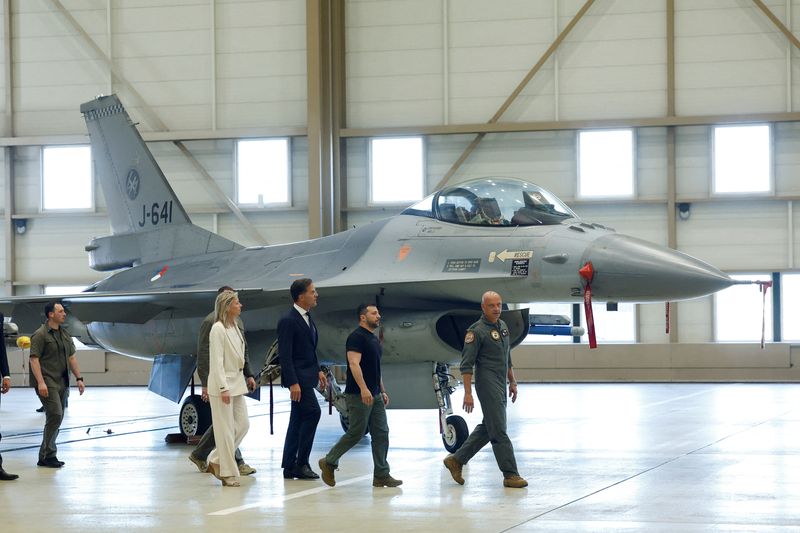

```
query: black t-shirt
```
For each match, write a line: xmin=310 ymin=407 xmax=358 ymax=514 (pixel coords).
xmin=344 ymin=326 xmax=382 ymax=395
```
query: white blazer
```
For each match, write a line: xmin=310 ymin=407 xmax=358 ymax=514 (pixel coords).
xmin=207 ymin=321 xmax=247 ymax=397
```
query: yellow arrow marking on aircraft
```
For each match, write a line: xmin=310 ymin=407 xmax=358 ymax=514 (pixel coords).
xmin=488 ymin=249 xmax=533 ymax=263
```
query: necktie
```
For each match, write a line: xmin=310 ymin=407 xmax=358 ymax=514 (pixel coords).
xmin=306 ymin=312 xmax=318 ymax=345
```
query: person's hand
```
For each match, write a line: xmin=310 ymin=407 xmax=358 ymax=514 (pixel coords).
xmin=1 ymin=376 xmax=10 ymax=394
xmin=77 ymin=380 xmax=85 ymax=395
xmin=463 ymin=392 xmax=474 ymax=413
xmin=381 ymin=392 xmax=389 ymax=407
xmin=289 ymin=383 xmax=301 ymax=402
xmin=201 ymin=387 xmax=209 ymax=402
xmin=360 ymin=388 xmax=373 ymax=406
xmin=509 ymin=382 xmax=518 ymax=403
xmin=37 ymin=382 xmax=48 ymax=398
xmin=246 ymin=377 xmax=256 ymax=392
xmin=318 ymin=371 xmax=328 ymax=390
xmin=221 ymin=390 xmax=231 ymax=405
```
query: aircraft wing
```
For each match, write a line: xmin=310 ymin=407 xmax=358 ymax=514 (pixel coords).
xmin=0 ymin=287 xmax=281 ymax=330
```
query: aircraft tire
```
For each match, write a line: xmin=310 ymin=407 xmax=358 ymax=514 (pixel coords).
xmin=442 ymin=415 xmax=468 ymax=452
xmin=179 ymin=394 xmax=212 ymax=437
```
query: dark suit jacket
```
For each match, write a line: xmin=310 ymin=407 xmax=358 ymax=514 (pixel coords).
xmin=277 ymin=307 xmax=320 ymax=389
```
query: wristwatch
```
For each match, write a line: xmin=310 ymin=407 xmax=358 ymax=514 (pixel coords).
xmin=76 ymin=377 xmax=84 ymax=382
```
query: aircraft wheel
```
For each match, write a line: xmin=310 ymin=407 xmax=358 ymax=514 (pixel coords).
xmin=339 ymin=413 xmax=369 ymax=436
xmin=179 ymin=394 xmax=211 ymax=437
xmin=442 ymin=415 xmax=468 ymax=452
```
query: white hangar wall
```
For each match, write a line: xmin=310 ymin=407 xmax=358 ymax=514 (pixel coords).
xmin=0 ymin=0 xmax=798 ymax=378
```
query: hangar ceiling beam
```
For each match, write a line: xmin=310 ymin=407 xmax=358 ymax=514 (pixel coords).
xmin=665 ymin=0 xmax=678 ymax=342
xmin=341 ymin=110 xmax=800 ymax=138
xmin=46 ymin=0 xmax=267 ymax=245
xmin=752 ymin=0 xmax=800 ymax=50
xmin=3 ymin=0 xmax=13 ymax=296
xmin=306 ymin=0 xmax=345 ymax=238
xmin=433 ymin=0 xmax=596 ymax=191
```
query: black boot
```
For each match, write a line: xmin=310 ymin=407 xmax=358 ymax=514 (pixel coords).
xmin=0 ymin=467 xmax=19 ymax=481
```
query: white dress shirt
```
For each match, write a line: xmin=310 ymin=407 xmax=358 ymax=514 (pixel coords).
xmin=293 ymin=303 xmax=311 ymax=327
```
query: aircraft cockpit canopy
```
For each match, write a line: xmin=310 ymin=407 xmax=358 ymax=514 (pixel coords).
xmin=402 ymin=177 xmax=578 ymax=227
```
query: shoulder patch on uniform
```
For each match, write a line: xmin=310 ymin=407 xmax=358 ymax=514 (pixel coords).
xmin=490 ymin=330 xmax=500 ymax=341
xmin=465 ymin=331 xmax=475 ymax=344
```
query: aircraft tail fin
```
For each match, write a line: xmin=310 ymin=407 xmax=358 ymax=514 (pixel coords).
xmin=81 ymin=94 xmax=191 ymax=234
xmin=80 ymin=95 xmax=242 ymax=271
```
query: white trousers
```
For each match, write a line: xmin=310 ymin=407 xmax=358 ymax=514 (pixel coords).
xmin=208 ymin=394 xmax=250 ymax=478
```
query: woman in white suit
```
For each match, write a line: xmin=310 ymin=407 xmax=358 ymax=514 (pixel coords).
xmin=207 ymin=291 xmax=250 ymax=487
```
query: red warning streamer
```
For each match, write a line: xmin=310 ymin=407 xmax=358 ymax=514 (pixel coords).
xmin=665 ymin=302 xmax=670 ymax=335
xmin=579 ymin=262 xmax=597 ymax=349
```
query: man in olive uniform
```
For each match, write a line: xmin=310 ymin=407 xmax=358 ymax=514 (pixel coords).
xmin=443 ymin=291 xmax=528 ymax=488
xmin=29 ymin=302 xmax=85 ymax=468
xmin=188 ymin=286 xmax=257 ymax=476
xmin=1 ymin=312 xmax=19 ymax=480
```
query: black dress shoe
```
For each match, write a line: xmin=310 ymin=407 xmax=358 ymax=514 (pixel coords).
xmin=296 ymin=464 xmax=319 ymax=479
xmin=282 ymin=468 xmax=297 ymax=479
xmin=0 ymin=468 xmax=19 ymax=480
xmin=37 ymin=458 xmax=63 ymax=468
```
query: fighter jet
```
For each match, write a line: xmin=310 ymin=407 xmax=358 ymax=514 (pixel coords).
xmin=0 ymin=95 xmax=738 ymax=451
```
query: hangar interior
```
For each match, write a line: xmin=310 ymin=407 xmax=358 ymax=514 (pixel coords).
xmin=1 ymin=1 xmax=799 ymax=382
xmin=3 ymin=2 xmax=800 ymax=531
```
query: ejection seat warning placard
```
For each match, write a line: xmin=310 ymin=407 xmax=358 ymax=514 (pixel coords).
xmin=444 ymin=258 xmax=481 ymax=273
xmin=511 ymin=259 xmax=529 ymax=276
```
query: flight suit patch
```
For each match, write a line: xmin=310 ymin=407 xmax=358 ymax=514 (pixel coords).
xmin=465 ymin=331 xmax=475 ymax=343
xmin=491 ymin=330 xmax=500 ymax=341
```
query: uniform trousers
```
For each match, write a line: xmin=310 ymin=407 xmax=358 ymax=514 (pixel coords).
xmin=0 ymin=431 xmax=3 ymax=467
xmin=453 ymin=372 xmax=519 ymax=477
xmin=208 ymin=394 xmax=249 ymax=478
xmin=38 ymin=383 xmax=69 ymax=461
xmin=0 ymin=393 xmax=4 ymax=467
xmin=325 ymin=393 xmax=391 ymax=477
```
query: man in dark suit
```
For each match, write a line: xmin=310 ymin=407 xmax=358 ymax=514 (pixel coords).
xmin=1 ymin=313 xmax=19 ymax=480
xmin=278 ymin=278 xmax=328 ymax=480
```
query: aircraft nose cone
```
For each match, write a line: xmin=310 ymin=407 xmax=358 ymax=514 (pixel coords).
xmin=584 ymin=234 xmax=734 ymax=302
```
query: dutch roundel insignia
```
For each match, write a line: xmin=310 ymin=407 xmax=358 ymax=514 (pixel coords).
xmin=491 ymin=330 xmax=500 ymax=340
xmin=465 ymin=331 xmax=475 ymax=343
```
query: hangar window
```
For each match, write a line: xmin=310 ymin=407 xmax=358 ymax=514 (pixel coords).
xmin=582 ymin=302 xmax=636 ymax=343
xmin=577 ymin=129 xmax=635 ymax=198
xmin=781 ymin=273 xmax=800 ymax=341
xmin=712 ymin=124 xmax=771 ymax=194
xmin=44 ymin=285 xmax=86 ymax=295
xmin=236 ymin=138 xmax=290 ymax=206
xmin=42 ymin=145 xmax=93 ymax=210
xmin=370 ymin=137 xmax=424 ymax=204
xmin=714 ymin=273 xmax=773 ymax=342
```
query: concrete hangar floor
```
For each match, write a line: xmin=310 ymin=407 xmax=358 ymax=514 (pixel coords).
xmin=1 ymin=383 xmax=800 ymax=532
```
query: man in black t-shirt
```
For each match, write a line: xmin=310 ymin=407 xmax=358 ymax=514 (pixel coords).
xmin=318 ymin=304 xmax=402 ymax=488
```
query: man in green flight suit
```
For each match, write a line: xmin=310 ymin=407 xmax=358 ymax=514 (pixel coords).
xmin=443 ymin=290 xmax=528 ymax=488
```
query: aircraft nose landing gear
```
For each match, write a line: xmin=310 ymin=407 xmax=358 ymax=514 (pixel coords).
xmin=434 ymin=363 xmax=468 ymax=452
